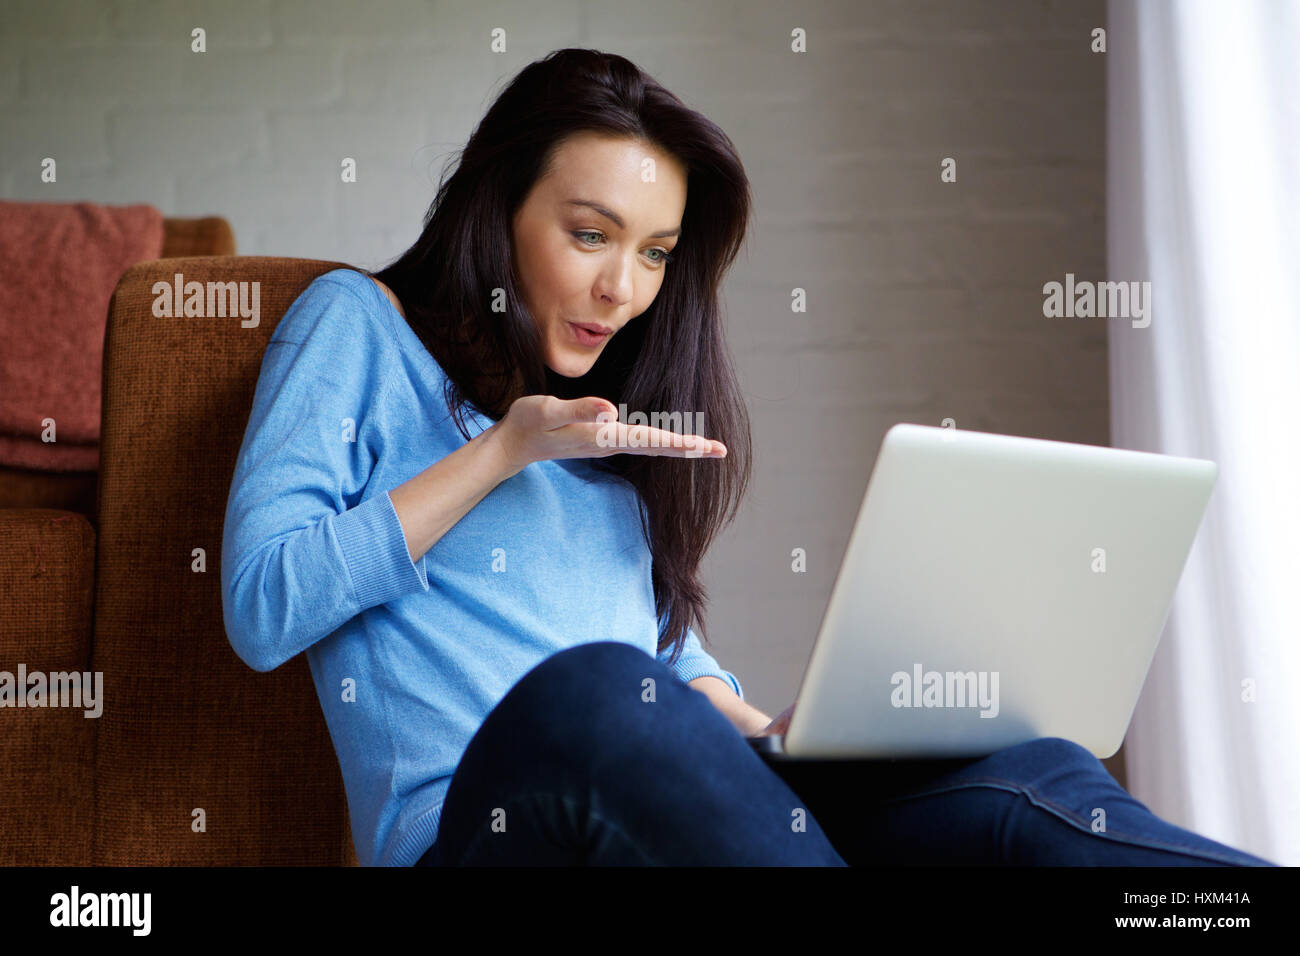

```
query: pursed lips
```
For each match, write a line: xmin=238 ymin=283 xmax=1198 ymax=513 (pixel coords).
xmin=569 ymin=320 xmax=614 ymax=335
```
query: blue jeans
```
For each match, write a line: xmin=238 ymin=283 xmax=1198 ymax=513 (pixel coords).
xmin=415 ymin=641 xmax=1277 ymax=866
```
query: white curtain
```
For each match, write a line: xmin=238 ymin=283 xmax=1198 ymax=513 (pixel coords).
xmin=1108 ymin=0 xmax=1300 ymax=865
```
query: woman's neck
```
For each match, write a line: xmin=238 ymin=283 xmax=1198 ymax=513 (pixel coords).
xmin=545 ymin=365 xmax=589 ymax=401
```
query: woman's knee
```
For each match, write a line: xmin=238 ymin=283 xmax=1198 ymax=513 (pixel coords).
xmin=513 ymin=641 xmax=663 ymax=703
xmin=1001 ymin=735 xmax=1101 ymax=767
xmin=978 ymin=735 xmax=1120 ymax=800
xmin=539 ymin=639 xmax=656 ymax=677
xmin=495 ymin=641 xmax=676 ymax=744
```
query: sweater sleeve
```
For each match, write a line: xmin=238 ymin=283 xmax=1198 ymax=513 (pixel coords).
xmin=657 ymin=627 xmax=744 ymax=700
xmin=220 ymin=274 xmax=429 ymax=673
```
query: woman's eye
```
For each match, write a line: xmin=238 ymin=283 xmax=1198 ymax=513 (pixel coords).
xmin=573 ymin=230 xmax=673 ymax=265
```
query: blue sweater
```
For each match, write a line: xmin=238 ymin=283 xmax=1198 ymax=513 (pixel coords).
xmin=220 ymin=267 xmax=743 ymax=867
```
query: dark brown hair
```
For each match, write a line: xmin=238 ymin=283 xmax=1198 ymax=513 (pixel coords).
xmin=368 ymin=48 xmax=752 ymax=668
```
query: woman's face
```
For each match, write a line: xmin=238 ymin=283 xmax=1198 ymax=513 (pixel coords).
xmin=511 ymin=131 xmax=688 ymax=378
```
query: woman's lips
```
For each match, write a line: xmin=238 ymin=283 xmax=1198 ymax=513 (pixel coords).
xmin=568 ymin=321 xmax=611 ymax=347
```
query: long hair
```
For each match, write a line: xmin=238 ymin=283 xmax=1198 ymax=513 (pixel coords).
xmin=368 ymin=48 xmax=752 ymax=668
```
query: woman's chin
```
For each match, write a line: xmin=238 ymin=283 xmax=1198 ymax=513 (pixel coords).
xmin=549 ymin=352 xmax=598 ymax=379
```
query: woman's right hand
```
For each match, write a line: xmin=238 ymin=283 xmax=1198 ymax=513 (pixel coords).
xmin=753 ymin=701 xmax=796 ymax=738
xmin=492 ymin=394 xmax=727 ymax=474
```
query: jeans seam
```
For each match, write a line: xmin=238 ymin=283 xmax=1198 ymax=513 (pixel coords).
xmin=450 ymin=792 xmax=545 ymax=866
xmin=567 ymin=792 xmax=662 ymax=866
xmin=876 ymin=776 xmax=1259 ymax=865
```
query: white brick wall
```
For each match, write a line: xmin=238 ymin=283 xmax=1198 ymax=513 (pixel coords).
xmin=1 ymin=0 xmax=1110 ymax=772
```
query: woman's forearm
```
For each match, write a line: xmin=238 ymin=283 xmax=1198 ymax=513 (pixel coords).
xmin=688 ymin=676 xmax=772 ymax=736
xmin=389 ymin=421 xmax=520 ymax=565
xmin=390 ymin=430 xmax=759 ymax=737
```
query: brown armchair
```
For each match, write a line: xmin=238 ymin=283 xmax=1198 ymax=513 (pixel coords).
xmin=1 ymin=252 xmax=363 ymax=865
xmin=1 ymin=215 xmax=235 ymax=866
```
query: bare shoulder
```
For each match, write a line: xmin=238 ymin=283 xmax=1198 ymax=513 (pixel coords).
xmin=366 ymin=274 xmax=406 ymax=319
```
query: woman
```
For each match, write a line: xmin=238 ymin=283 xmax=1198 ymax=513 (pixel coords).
xmin=221 ymin=48 xmax=1275 ymax=866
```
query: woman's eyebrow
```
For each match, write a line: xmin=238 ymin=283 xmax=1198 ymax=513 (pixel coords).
xmin=563 ymin=198 xmax=681 ymax=238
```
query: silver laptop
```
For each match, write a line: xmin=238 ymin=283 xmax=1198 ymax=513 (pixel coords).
xmin=749 ymin=422 xmax=1218 ymax=761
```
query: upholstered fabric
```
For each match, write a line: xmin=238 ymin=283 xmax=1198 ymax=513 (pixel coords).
xmin=0 ymin=201 xmax=164 ymax=471
xmin=0 ymin=509 xmax=96 ymax=865
xmin=89 ymin=256 xmax=355 ymax=864
xmin=1 ymin=250 xmax=362 ymax=865
xmin=0 ymin=215 xmax=235 ymax=516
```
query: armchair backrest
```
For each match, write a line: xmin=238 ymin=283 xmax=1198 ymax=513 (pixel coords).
xmin=90 ymin=256 xmax=358 ymax=865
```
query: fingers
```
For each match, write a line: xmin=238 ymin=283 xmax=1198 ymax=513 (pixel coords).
xmin=550 ymin=398 xmax=729 ymax=458
xmin=546 ymin=396 xmax=618 ymax=430
xmin=773 ymin=702 xmax=796 ymax=733
xmin=610 ymin=424 xmax=728 ymax=458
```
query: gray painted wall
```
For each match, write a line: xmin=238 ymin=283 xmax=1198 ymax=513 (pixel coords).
xmin=2 ymin=0 xmax=1112 ymax=776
